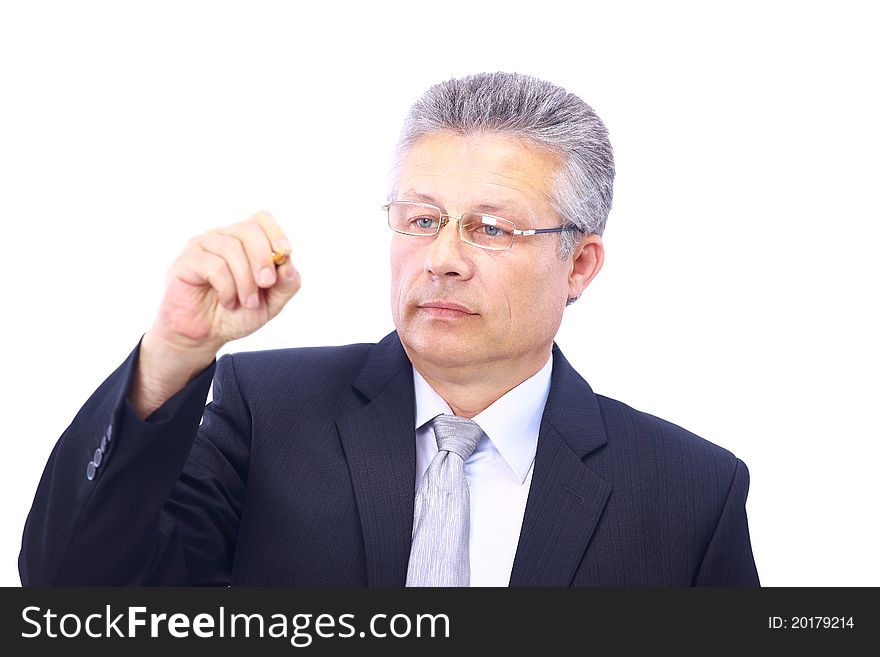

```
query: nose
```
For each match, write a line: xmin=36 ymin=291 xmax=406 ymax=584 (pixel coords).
xmin=423 ymin=216 xmax=474 ymax=279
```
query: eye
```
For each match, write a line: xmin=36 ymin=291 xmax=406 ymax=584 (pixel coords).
xmin=471 ymin=222 xmax=511 ymax=239
xmin=414 ymin=216 xmax=436 ymax=229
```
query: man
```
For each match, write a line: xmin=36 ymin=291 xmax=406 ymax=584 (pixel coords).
xmin=20 ymin=72 xmax=759 ymax=586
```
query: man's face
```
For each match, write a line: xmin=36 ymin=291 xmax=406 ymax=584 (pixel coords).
xmin=390 ymin=132 xmax=598 ymax=376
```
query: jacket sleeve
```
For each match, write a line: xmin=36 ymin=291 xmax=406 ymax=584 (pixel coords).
xmin=19 ymin=339 xmax=251 ymax=586
xmin=691 ymin=458 xmax=761 ymax=586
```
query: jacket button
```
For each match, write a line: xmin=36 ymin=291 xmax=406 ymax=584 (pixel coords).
xmin=86 ymin=461 xmax=96 ymax=481
xmin=93 ymin=448 xmax=103 ymax=467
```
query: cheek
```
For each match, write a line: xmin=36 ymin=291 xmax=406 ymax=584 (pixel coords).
xmin=389 ymin=256 xmax=402 ymax=312
xmin=389 ymin=246 xmax=415 ymax=314
xmin=512 ymin=262 xmax=568 ymax=328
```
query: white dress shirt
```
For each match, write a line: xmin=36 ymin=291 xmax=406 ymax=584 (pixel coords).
xmin=412 ymin=357 xmax=553 ymax=587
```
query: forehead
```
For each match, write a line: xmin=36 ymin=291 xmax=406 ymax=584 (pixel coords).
xmin=396 ymin=132 xmax=562 ymax=217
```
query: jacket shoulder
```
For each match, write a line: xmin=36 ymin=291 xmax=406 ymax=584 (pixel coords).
xmin=594 ymin=394 xmax=741 ymax=474
xmin=225 ymin=341 xmax=375 ymax=372
xmin=214 ymin=343 xmax=376 ymax=401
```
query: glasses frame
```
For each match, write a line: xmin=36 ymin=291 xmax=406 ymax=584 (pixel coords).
xmin=383 ymin=200 xmax=583 ymax=252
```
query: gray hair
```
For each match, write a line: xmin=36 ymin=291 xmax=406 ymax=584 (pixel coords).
xmin=389 ymin=72 xmax=615 ymax=260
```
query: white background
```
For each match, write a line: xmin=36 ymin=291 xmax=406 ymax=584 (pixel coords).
xmin=1 ymin=0 xmax=877 ymax=587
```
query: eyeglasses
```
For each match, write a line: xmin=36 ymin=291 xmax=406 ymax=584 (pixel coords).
xmin=383 ymin=201 xmax=583 ymax=252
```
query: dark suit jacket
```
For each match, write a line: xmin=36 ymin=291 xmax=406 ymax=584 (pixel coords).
xmin=20 ymin=331 xmax=759 ymax=586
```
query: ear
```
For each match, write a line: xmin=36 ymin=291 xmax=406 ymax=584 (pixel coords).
xmin=567 ymin=234 xmax=605 ymax=300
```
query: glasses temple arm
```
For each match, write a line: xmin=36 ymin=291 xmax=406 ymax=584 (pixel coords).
xmin=515 ymin=227 xmax=585 ymax=236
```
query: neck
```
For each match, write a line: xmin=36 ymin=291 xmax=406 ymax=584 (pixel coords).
xmin=406 ymin=347 xmax=552 ymax=419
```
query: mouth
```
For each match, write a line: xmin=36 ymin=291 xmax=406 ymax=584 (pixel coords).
xmin=417 ymin=301 xmax=479 ymax=317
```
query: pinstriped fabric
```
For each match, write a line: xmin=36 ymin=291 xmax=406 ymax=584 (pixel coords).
xmin=405 ymin=415 xmax=483 ymax=587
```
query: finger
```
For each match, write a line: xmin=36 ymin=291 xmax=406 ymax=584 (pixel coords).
xmin=249 ymin=209 xmax=293 ymax=274
xmin=222 ymin=215 xmax=279 ymax=292
xmin=178 ymin=250 xmax=238 ymax=310
xmin=251 ymin=209 xmax=292 ymax=260
xmin=265 ymin=260 xmax=302 ymax=320
xmin=199 ymin=230 xmax=261 ymax=309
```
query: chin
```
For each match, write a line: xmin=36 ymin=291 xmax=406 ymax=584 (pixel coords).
xmin=400 ymin=328 xmax=481 ymax=368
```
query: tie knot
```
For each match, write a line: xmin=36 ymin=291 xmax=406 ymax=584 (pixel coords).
xmin=431 ymin=415 xmax=483 ymax=461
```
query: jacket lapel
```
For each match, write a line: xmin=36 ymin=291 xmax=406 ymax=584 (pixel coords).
xmin=336 ymin=335 xmax=612 ymax=587
xmin=335 ymin=332 xmax=416 ymax=586
xmin=509 ymin=344 xmax=612 ymax=586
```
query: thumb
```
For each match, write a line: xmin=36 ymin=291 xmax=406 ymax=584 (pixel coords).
xmin=265 ymin=260 xmax=302 ymax=320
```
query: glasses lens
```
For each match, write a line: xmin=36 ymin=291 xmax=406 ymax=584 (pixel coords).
xmin=460 ymin=214 xmax=515 ymax=250
xmin=387 ymin=202 xmax=441 ymax=235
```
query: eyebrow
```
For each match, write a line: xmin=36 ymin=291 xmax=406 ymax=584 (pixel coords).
xmin=398 ymin=189 xmax=525 ymax=219
xmin=399 ymin=190 xmax=440 ymax=205
xmin=470 ymin=202 xmax=525 ymax=218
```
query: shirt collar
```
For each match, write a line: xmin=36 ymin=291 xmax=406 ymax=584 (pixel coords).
xmin=412 ymin=357 xmax=553 ymax=483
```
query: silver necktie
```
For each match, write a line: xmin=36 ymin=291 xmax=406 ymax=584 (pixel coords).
xmin=406 ymin=414 xmax=484 ymax=587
